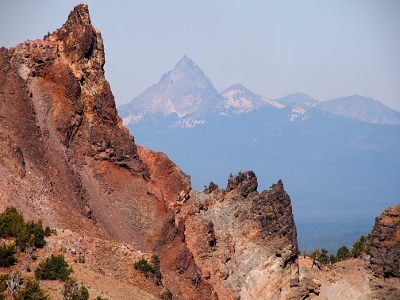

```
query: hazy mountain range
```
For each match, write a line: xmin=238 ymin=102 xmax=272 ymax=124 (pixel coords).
xmin=118 ymin=56 xmax=400 ymax=253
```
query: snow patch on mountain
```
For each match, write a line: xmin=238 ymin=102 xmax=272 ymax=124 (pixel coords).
xmin=170 ymin=117 xmax=205 ymax=128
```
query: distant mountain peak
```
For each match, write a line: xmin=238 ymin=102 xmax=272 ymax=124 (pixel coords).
xmin=119 ymin=56 xmax=218 ymax=123
xmin=216 ymin=84 xmax=283 ymax=114
xmin=173 ymin=55 xmax=196 ymax=70
xmin=318 ymin=95 xmax=400 ymax=125
xmin=276 ymin=93 xmax=319 ymax=105
xmin=226 ymin=83 xmax=249 ymax=91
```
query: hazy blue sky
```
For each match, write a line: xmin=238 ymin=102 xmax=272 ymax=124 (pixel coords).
xmin=1 ymin=1 xmax=399 ymax=111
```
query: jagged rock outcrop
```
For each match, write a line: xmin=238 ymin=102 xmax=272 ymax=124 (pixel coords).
xmin=174 ymin=174 xmax=307 ymax=299
xmin=369 ymin=204 xmax=400 ymax=300
xmin=0 ymin=4 xmax=312 ymax=299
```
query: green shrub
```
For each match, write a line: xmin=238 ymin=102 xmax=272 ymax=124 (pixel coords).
xmin=0 ymin=243 xmax=17 ymax=267
xmin=35 ymin=254 xmax=72 ymax=281
xmin=0 ymin=207 xmax=46 ymax=251
xmin=336 ymin=245 xmax=351 ymax=261
xmin=96 ymin=296 xmax=108 ymax=300
xmin=309 ymin=248 xmax=329 ymax=268
xmin=27 ymin=220 xmax=46 ymax=248
xmin=0 ymin=274 xmax=8 ymax=293
xmin=16 ymin=220 xmax=46 ymax=250
xmin=13 ymin=279 xmax=48 ymax=300
xmin=329 ymin=254 xmax=337 ymax=264
xmin=351 ymin=233 xmax=371 ymax=257
xmin=134 ymin=258 xmax=155 ymax=277
xmin=44 ymin=226 xmax=52 ymax=237
xmin=0 ymin=207 xmax=25 ymax=238
xmin=63 ymin=278 xmax=89 ymax=300
xmin=317 ymin=248 xmax=329 ymax=264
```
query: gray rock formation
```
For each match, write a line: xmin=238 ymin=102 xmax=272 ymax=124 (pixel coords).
xmin=369 ymin=204 xmax=400 ymax=300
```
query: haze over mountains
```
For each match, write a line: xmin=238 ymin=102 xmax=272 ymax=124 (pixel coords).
xmin=118 ymin=56 xmax=400 ymax=253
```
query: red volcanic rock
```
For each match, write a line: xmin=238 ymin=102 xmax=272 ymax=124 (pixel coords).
xmin=0 ymin=3 xmax=151 ymax=241
xmin=179 ymin=173 xmax=306 ymax=299
xmin=0 ymin=4 xmax=208 ymax=298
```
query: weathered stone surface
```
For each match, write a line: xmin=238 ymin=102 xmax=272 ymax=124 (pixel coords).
xmin=369 ymin=204 xmax=400 ymax=299
xmin=370 ymin=204 xmax=400 ymax=278
xmin=226 ymin=170 xmax=258 ymax=197
xmin=298 ymin=255 xmax=373 ymax=300
xmin=178 ymin=172 xmax=305 ymax=299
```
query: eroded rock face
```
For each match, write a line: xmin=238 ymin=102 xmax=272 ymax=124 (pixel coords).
xmin=369 ymin=204 xmax=400 ymax=299
xmin=177 ymin=175 xmax=305 ymax=299
xmin=370 ymin=204 xmax=400 ymax=278
xmin=0 ymin=4 xmax=306 ymax=299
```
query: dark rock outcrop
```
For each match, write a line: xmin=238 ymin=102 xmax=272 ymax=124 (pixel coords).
xmin=226 ymin=170 xmax=258 ymax=197
xmin=369 ymin=204 xmax=400 ymax=299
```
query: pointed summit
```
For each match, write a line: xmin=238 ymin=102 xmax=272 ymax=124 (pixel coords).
xmin=52 ymin=3 xmax=103 ymax=67
xmin=215 ymin=84 xmax=283 ymax=115
xmin=175 ymin=55 xmax=193 ymax=67
xmin=119 ymin=57 xmax=218 ymax=123
xmin=65 ymin=3 xmax=92 ymax=26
